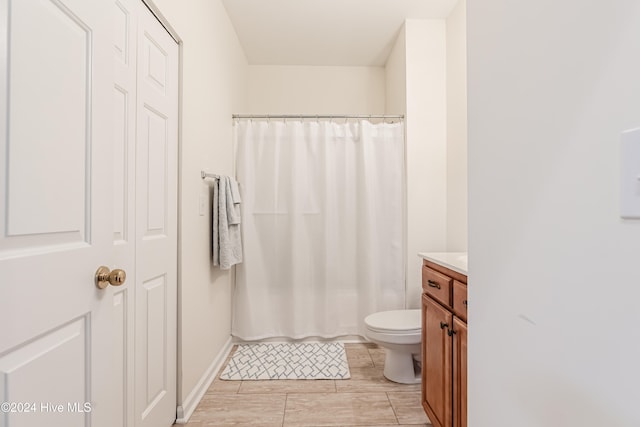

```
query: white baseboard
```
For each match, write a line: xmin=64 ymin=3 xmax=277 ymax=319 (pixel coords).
xmin=174 ymin=336 xmax=233 ymax=424
xmin=231 ymin=335 xmax=367 ymax=344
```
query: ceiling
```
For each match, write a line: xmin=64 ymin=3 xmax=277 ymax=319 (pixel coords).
xmin=221 ymin=0 xmax=459 ymax=66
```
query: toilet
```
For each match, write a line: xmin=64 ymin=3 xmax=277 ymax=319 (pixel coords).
xmin=364 ymin=309 xmax=422 ymax=384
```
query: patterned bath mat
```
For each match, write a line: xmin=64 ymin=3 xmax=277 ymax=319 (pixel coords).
xmin=219 ymin=342 xmax=351 ymax=380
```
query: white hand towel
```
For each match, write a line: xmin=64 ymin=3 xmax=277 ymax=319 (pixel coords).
xmin=229 ymin=178 xmax=242 ymax=204
xmin=226 ymin=178 xmax=241 ymax=226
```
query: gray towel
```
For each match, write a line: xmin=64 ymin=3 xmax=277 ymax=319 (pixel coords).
xmin=212 ymin=181 xmax=220 ymax=265
xmin=213 ymin=176 xmax=243 ymax=269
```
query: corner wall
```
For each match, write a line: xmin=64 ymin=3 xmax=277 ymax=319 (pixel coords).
xmin=467 ymin=1 xmax=640 ymax=425
xmin=404 ymin=20 xmax=448 ymax=308
xmin=150 ymin=0 xmax=247 ymax=411
xmin=385 ymin=27 xmax=406 ymax=115
xmin=445 ymin=0 xmax=467 ymax=252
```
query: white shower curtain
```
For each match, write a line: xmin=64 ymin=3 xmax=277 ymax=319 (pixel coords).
xmin=233 ymin=119 xmax=405 ymax=340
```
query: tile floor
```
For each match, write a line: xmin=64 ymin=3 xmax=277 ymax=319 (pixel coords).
xmin=176 ymin=342 xmax=431 ymax=427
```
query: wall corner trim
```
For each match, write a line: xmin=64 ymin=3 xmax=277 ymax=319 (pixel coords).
xmin=175 ymin=336 xmax=234 ymax=424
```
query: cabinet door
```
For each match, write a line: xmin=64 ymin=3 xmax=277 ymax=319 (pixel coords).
xmin=422 ymin=295 xmax=453 ymax=427
xmin=453 ymin=317 xmax=468 ymax=427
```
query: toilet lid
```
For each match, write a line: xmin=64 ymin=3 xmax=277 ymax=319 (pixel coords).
xmin=364 ymin=309 xmax=421 ymax=333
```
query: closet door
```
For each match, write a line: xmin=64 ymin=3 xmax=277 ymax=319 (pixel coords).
xmin=0 ymin=0 xmax=116 ymax=426
xmin=134 ymin=4 xmax=179 ymax=427
xmin=113 ymin=0 xmax=138 ymax=425
xmin=112 ymin=1 xmax=178 ymax=426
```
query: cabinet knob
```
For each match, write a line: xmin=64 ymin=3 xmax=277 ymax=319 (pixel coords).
xmin=440 ymin=321 xmax=448 ymax=330
xmin=463 ymin=300 xmax=468 ymax=307
xmin=448 ymin=329 xmax=457 ymax=337
xmin=427 ymin=280 xmax=441 ymax=289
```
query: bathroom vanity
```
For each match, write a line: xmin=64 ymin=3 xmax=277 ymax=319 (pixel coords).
xmin=419 ymin=252 xmax=468 ymax=427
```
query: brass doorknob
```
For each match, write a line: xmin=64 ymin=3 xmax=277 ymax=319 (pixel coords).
xmin=95 ymin=266 xmax=127 ymax=289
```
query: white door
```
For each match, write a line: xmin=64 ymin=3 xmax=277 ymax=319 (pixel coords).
xmin=113 ymin=0 xmax=138 ymax=425
xmin=0 ymin=0 xmax=116 ymax=426
xmin=111 ymin=2 xmax=178 ymax=427
xmin=133 ymin=4 xmax=178 ymax=427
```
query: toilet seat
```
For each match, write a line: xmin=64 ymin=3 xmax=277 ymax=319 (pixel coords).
xmin=364 ymin=309 xmax=421 ymax=334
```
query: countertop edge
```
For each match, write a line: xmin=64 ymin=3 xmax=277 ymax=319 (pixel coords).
xmin=418 ymin=252 xmax=468 ymax=276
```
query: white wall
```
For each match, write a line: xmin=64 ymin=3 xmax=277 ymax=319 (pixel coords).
xmin=445 ymin=0 xmax=467 ymax=252
xmin=384 ymin=27 xmax=408 ymax=306
xmin=246 ymin=65 xmax=385 ymax=114
xmin=404 ymin=20 xmax=448 ymax=308
xmin=467 ymin=1 xmax=640 ymax=426
xmin=385 ymin=27 xmax=406 ymax=116
xmin=150 ymin=0 xmax=247 ymax=411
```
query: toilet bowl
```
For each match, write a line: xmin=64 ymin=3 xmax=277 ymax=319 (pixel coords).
xmin=364 ymin=309 xmax=422 ymax=384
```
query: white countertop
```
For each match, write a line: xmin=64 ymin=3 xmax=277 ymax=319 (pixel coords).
xmin=418 ymin=252 xmax=468 ymax=275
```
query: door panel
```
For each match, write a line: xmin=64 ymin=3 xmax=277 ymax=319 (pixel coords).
xmin=141 ymin=273 xmax=168 ymax=410
xmin=144 ymin=36 xmax=168 ymax=94
xmin=113 ymin=290 xmax=130 ymax=427
xmin=114 ymin=2 xmax=129 ymax=64
xmin=0 ymin=0 xmax=115 ymax=426
xmin=113 ymin=86 xmax=130 ymax=243
xmin=3 ymin=0 xmax=91 ymax=249
xmin=0 ymin=318 xmax=89 ymax=426
xmin=142 ymin=106 xmax=168 ymax=234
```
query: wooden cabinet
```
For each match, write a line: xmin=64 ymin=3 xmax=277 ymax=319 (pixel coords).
xmin=421 ymin=259 xmax=467 ymax=427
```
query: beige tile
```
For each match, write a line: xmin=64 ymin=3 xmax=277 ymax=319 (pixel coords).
xmin=217 ymin=345 xmax=238 ymax=371
xmin=301 ymin=425 xmax=429 ymax=427
xmin=205 ymin=378 xmax=241 ymax=394
xmin=239 ymin=379 xmax=336 ymax=394
xmin=284 ymin=392 xmax=397 ymax=426
xmin=181 ymin=342 xmax=430 ymax=427
xmin=177 ymin=422 xmax=228 ymax=427
xmin=205 ymin=346 xmax=244 ymax=394
xmin=353 ymin=425 xmax=431 ymax=427
xmin=335 ymin=366 xmax=421 ymax=393
xmin=387 ymin=391 xmax=431 ymax=425
xmin=368 ymin=347 xmax=386 ymax=368
xmin=344 ymin=343 xmax=375 ymax=368
xmin=344 ymin=342 xmax=377 ymax=350
xmin=189 ymin=393 xmax=286 ymax=427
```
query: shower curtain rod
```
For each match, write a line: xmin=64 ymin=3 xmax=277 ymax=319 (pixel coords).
xmin=232 ymin=114 xmax=404 ymax=120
